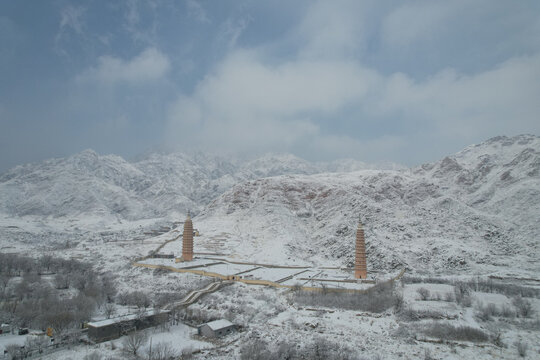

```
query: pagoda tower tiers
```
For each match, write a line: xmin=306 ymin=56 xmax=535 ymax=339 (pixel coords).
xmin=354 ymin=220 xmax=367 ymax=279
xmin=182 ymin=212 xmax=194 ymax=261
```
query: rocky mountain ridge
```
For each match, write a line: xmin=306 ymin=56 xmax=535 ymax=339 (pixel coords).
xmin=0 ymin=150 xmax=385 ymax=220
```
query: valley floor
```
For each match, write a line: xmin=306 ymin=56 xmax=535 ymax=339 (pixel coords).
xmin=1 ymin=216 xmax=539 ymax=359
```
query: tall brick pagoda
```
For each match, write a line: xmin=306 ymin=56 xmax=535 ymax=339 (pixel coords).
xmin=355 ymin=219 xmax=367 ymax=279
xmin=182 ymin=212 xmax=194 ymax=261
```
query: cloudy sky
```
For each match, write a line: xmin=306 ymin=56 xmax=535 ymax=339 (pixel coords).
xmin=1 ymin=0 xmax=539 ymax=171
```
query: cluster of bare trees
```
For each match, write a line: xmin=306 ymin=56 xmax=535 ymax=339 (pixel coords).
xmin=403 ymin=275 xmax=540 ymax=298
xmin=0 ymin=252 xmax=117 ymax=337
xmin=240 ymin=337 xmax=357 ymax=360
xmin=121 ymin=331 xmax=179 ymax=360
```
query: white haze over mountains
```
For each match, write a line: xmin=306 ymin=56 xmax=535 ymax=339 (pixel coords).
xmin=0 ymin=134 xmax=539 ymax=275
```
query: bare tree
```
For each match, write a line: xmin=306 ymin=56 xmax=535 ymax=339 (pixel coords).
xmin=39 ymin=255 xmax=53 ymax=273
xmin=104 ymin=303 xmax=117 ymax=319
xmin=47 ymin=311 xmax=75 ymax=338
xmin=0 ymin=273 xmax=10 ymax=292
xmin=122 ymin=331 xmax=148 ymax=357
xmin=25 ymin=335 xmax=49 ymax=354
xmin=130 ymin=291 xmax=151 ymax=310
xmin=72 ymin=273 xmax=88 ymax=291
xmin=101 ymin=274 xmax=117 ymax=303
xmin=147 ymin=341 xmax=178 ymax=360
xmin=4 ymin=343 xmax=24 ymax=360
xmin=516 ymin=340 xmax=528 ymax=357
xmin=416 ymin=287 xmax=430 ymax=301
xmin=54 ymin=274 xmax=70 ymax=289
xmin=512 ymin=297 xmax=533 ymax=318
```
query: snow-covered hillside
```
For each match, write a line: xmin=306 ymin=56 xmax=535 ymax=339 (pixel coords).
xmin=196 ymin=135 xmax=540 ymax=275
xmin=0 ymin=135 xmax=538 ymax=275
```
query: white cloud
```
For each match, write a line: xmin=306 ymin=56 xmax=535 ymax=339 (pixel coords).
xmin=371 ymin=54 xmax=540 ymax=138
xmin=54 ymin=5 xmax=86 ymax=56
xmin=77 ymin=47 xmax=170 ymax=84
xmin=59 ymin=5 xmax=85 ymax=34
xmin=296 ymin=0 xmax=368 ymax=59
xmin=167 ymin=47 xmax=540 ymax=162
xmin=166 ymin=0 xmax=540 ymax=163
xmin=122 ymin=0 xmax=158 ymax=45
xmin=186 ymin=0 xmax=210 ymax=24
xmin=166 ymin=49 xmax=378 ymax=157
xmin=218 ymin=16 xmax=252 ymax=49
xmin=381 ymin=2 xmax=458 ymax=47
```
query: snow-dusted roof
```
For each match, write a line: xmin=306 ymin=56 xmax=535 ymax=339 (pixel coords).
xmin=87 ymin=310 xmax=169 ymax=328
xmin=204 ymin=319 xmax=234 ymax=331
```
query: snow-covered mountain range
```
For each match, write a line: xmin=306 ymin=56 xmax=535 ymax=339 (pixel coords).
xmin=0 ymin=150 xmax=386 ymax=219
xmin=1 ymin=134 xmax=538 ymax=275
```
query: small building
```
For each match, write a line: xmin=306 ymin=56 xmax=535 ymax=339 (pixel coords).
xmin=1 ymin=323 xmax=11 ymax=334
xmin=87 ymin=310 xmax=169 ymax=343
xmin=197 ymin=319 xmax=235 ymax=338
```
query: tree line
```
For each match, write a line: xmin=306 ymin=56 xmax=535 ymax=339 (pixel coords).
xmin=0 ymin=252 xmax=117 ymax=337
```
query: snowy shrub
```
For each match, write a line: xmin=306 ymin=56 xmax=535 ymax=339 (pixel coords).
xmin=453 ymin=282 xmax=472 ymax=307
xmin=424 ymin=349 xmax=434 ymax=360
xmin=394 ymin=291 xmax=404 ymax=312
xmin=402 ymin=276 xmax=453 ymax=285
xmin=418 ymin=322 xmax=489 ymax=342
xmin=240 ymin=339 xmax=272 ymax=360
xmin=398 ymin=306 xmax=447 ymax=322
xmin=492 ymin=332 xmax=506 ymax=348
xmin=512 ymin=296 xmax=534 ymax=318
xmin=146 ymin=341 xmax=178 ymax=360
xmin=416 ymin=287 xmax=430 ymax=301
xmin=472 ymin=279 xmax=539 ymax=298
xmin=475 ymin=301 xmax=500 ymax=321
xmin=54 ymin=274 xmax=70 ymax=289
xmin=292 ymin=281 xmax=397 ymax=313
xmin=500 ymin=304 xmax=515 ymax=318
xmin=239 ymin=338 xmax=357 ymax=360
xmin=83 ymin=351 xmax=102 ymax=360
xmin=392 ymin=324 xmax=412 ymax=339
xmin=181 ymin=346 xmax=195 ymax=359
xmin=515 ymin=340 xmax=528 ymax=357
